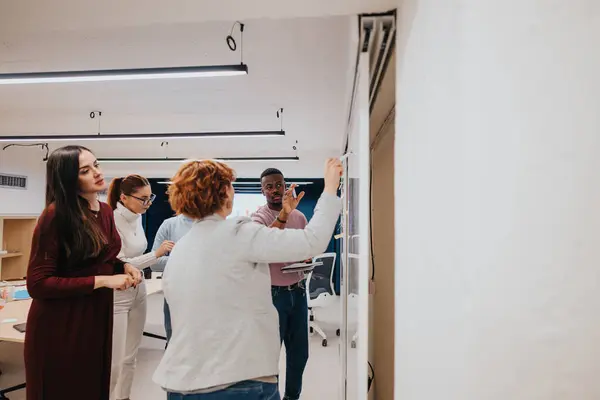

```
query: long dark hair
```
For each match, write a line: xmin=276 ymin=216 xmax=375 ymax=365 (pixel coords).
xmin=107 ymin=174 xmax=150 ymax=210
xmin=45 ymin=145 xmax=106 ymax=265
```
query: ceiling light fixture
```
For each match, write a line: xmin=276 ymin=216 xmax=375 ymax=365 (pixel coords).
xmin=233 ymin=181 xmax=313 ymax=185
xmin=0 ymin=64 xmax=248 ymax=85
xmin=97 ymin=156 xmax=300 ymax=163
xmin=158 ymin=180 xmax=312 ymax=186
xmin=0 ymin=22 xmax=249 ymax=85
xmin=0 ymin=130 xmax=283 ymax=143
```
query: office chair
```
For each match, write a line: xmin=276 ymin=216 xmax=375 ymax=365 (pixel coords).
xmin=306 ymin=252 xmax=337 ymax=347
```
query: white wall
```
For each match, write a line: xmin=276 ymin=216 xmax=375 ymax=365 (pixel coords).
xmin=0 ymin=147 xmax=46 ymax=215
xmin=394 ymin=1 xmax=600 ymax=399
xmin=230 ymin=193 xmax=264 ymax=218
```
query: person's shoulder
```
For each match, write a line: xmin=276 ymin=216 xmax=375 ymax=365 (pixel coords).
xmin=225 ymin=216 xmax=259 ymax=234
xmin=36 ymin=203 xmax=58 ymax=233
xmin=110 ymin=203 xmax=125 ymax=221
xmin=251 ymin=204 xmax=270 ymax=222
xmin=99 ymin=201 xmax=113 ymax=214
xmin=156 ymin=216 xmax=178 ymax=236
xmin=226 ymin=216 xmax=253 ymax=226
xmin=39 ymin=203 xmax=57 ymax=221
xmin=160 ymin=215 xmax=178 ymax=226
xmin=251 ymin=204 xmax=268 ymax=216
xmin=43 ymin=202 xmax=56 ymax=214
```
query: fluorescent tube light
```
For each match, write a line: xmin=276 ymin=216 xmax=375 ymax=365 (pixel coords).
xmin=159 ymin=180 xmax=312 ymax=185
xmin=0 ymin=130 xmax=284 ymax=143
xmin=233 ymin=181 xmax=313 ymax=185
xmin=212 ymin=157 xmax=299 ymax=163
xmin=0 ymin=64 xmax=248 ymax=85
xmin=97 ymin=156 xmax=299 ymax=163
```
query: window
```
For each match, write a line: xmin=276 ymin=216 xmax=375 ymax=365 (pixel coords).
xmin=229 ymin=193 xmax=264 ymax=219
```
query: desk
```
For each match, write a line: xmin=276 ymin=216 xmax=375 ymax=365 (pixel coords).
xmin=145 ymin=277 xmax=163 ymax=297
xmin=0 ymin=300 xmax=28 ymax=344
xmin=0 ymin=300 xmax=28 ymax=398
xmin=0 ymin=278 xmax=163 ymax=399
xmin=0 ymin=278 xmax=163 ymax=344
xmin=142 ymin=276 xmax=165 ymax=341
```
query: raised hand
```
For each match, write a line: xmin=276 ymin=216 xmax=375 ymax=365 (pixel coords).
xmin=282 ymin=184 xmax=305 ymax=215
xmin=324 ymin=158 xmax=343 ymax=194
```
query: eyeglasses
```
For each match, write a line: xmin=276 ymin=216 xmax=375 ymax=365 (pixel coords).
xmin=129 ymin=193 xmax=156 ymax=206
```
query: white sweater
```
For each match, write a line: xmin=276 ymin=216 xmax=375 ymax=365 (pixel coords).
xmin=152 ymin=192 xmax=342 ymax=393
xmin=114 ymin=202 xmax=158 ymax=270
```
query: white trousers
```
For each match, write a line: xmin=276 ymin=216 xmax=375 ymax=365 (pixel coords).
xmin=110 ymin=281 xmax=147 ymax=400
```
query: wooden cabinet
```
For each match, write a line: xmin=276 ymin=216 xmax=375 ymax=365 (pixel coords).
xmin=0 ymin=215 xmax=38 ymax=281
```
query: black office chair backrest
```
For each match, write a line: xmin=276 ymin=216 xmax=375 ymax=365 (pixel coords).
xmin=308 ymin=254 xmax=335 ymax=299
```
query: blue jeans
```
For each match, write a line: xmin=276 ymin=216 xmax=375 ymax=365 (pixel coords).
xmin=164 ymin=299 xmax=172 ymax=346
xmin=271 ymin=284 xmax=309 ymax=400
xmin=167 ymin=381 xmax=280 ymax=399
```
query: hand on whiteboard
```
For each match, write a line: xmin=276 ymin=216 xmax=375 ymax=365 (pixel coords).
xmin=324 ymin=158 xmax=343 ymax=194
xmin=282 ymin=184 xmax=305 ymax=214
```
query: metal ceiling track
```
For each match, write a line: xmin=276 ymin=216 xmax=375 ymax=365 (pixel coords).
xmin=0 ymin=130 xmax=284 ymax=143
xmin=360 ymin=11 xmax=397 ymax=113
xmin=343 ymin=10 xmax=396 ymax=154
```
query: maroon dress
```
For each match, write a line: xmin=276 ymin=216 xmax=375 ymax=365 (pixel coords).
xmin=24 ymin=202 xmax=124 ymax=400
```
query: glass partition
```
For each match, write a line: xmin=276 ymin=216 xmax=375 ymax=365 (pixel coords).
xmin=340 ymin=51 xmax=370 ymax=400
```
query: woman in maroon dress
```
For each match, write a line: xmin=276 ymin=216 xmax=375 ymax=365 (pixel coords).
xmin=24 ymin=145 xmax=143 ymax=400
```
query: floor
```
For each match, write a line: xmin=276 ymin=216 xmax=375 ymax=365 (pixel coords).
xmin=0 ymin=293 xmax=353 ymax=399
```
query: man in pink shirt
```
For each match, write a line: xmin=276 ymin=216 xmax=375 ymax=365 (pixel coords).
xmin=252 ymin=168 xmax=309 ymax=400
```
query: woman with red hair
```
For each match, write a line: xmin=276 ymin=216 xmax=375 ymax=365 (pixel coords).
xmin=153 ymin=158 xmax=342 ymax=400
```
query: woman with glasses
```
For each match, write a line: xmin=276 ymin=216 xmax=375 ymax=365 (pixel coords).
xmin=107 ymin=175 xmax=175 ymax=400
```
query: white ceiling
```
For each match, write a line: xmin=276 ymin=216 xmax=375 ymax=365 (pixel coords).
xmin=0 ymin=0 xmax=395 ymax=33
xmin=0 ymin=1 xmax=395 ymax=178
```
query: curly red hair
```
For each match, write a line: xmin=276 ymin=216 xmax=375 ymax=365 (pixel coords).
xmin=168 ymin=160 xmax=236 ymax=219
